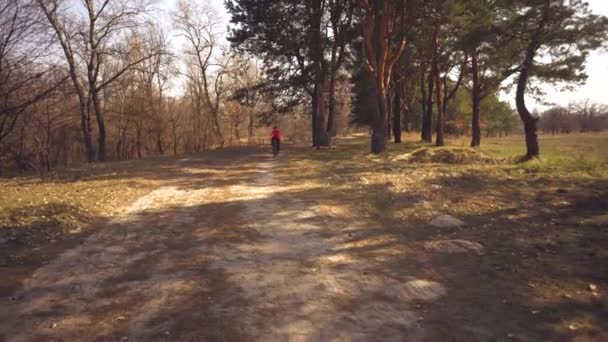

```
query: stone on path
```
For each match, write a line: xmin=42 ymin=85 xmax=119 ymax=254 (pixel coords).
xmin=430 ymin=214 xmax=464 ymax=228
xmin=424 ymin=239 xmax=485 ymax=255
xmin=389 ymin=280 xmax=446 ymax=302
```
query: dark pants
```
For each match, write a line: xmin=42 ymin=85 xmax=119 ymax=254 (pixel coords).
xmin=272 ymin=138 xmax=280 ymax=156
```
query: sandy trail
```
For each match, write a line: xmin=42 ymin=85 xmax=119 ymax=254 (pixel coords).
xmin=0 ymin=155 xmax=446 ymax=341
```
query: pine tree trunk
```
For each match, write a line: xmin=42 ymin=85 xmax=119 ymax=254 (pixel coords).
xmin=432 ymin=24 xmax=444 ymax=146
xmin=516 ymin=47 xmax=540 ymax=158
xmin=471 ymin=48 xmax=481 ymax=147
xmin=419 ymin=67 xmax=427 ymax=139
xmin=422 ymin=65 xmax=434 ymax=143
xmin=371 ymin=83 xmax=387 ymax=153
xmin=327 ymin=74 xmax=338 ymax=137
xmin=387 ymin=90 xmax=392 ymax=141
xmin=393 ymin=71 xmax=402 ymax=143
xmin=312 ymin=82 xmax=330 ymax=148
xmin=434 ymin=69 xmax=444 ymax=146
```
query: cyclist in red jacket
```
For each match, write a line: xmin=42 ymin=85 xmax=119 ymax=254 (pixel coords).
xmin=271 ymin=126 xmax=282 ymax=157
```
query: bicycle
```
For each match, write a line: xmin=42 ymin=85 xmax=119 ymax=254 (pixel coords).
xmin=271 ymin=138 xmax=280 ymax=158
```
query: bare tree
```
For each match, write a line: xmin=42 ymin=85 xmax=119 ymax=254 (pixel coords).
xmin=36 ymin=0 xmax=164 ymax=161
xmin=174 ymin=0 xmax=229 ymax=149
xmin=0 ymin=0 xmax=67 ymax=145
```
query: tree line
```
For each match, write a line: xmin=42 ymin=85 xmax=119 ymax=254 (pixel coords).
xmin=227 ymin=0 xmax=608 ymax=156
xmin=1 ymin=0 xmax=607 ymax=174
xmin=539 ymin=100 xmax=608 ymax=134
xmin=1 ymin=0 xmax=318 ymax=174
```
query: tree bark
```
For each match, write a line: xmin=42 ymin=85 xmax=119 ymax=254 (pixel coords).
xmin=371 ymin=83 xmax=387 ymax=153
xmin=248 ymin=109 xmax=254 ymax=141
xmin=80 ymin=101 xmax=95 ymax=162
xmin=136 ymin=125 xmax=142 ymax=159
xmin=327 ymin=72 xmax=338 ymax=137
xmin=312 ymin=81 xmax=330 ymax=148
xmin=91 ymin=89 xmax=106 ymax=161
xmin=422 ymin=64 xmax=434 ymax=143
xmin=419 ymin=66 xmax=427 ymax=139
xmin=514 ymin=9 xmax=548 ymax=159
xmin=516 ymin=59 xmax=539 ymax=158
xmin=434 ymin=71 xmax=444 ymax=146
xmin=387 ymin=89 xmax=392 ymax=141
xmin=471 ymin=48 xmax=481 ymax=147
xmin=393 ymin=71 xmax=402 ymax=143
xmin=309 ymin=0 xmax=330 ymax=148
xmin=360 ymin=0 xmax=406 ymax=153
xmin=432 ymin=24 xmax=444 ymax=146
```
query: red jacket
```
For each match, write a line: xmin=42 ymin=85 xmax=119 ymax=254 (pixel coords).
xmin=271 ymin=129 xmax=282 ymax=140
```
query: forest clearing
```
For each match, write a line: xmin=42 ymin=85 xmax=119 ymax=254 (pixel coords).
xmin=1 ymin=133 xmax=607 ymax=341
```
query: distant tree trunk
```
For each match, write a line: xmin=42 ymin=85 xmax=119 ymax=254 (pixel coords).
xmin=80 ymin=102 xmax=95 ymax=162
xmin=434 ymin=70 xmax=444 ymax=146
xmin=422 ymin=64 xmax=434 ymax=143
xmin=136 ymin=125 xmax=142 ymax=159
xmin=402 ymin=76 xmax=412 ymax=133
xmin=371 ymin=83 xmax=388 ymax=153
xmin=90 ymin=89 xmax=106 ymax=161
xmin=311 ymin=82 xmax=330 ymax=148
xmin=156 ymin=133 xmax=164 ymax=155
xmin=327 ymin=73 xmax=338 ymax=137
xmin=471 ymin=48 xmax=481 ymax=147
xmin=156 ymin=89 xmax=164 ymax=155
xmin=173 ymin=135 xmax=178 ymax=155
xmin=432 ymin=24 xmax=444 ymax=146
xmin=248 ymin=109 xmax=254 ymax=140
xmin=419 ymin=66 xmax=427 ymax=138
xmin=387 ymin=89 xmax=392 ymax=141
xmin=393 ymin=71 xmax=402 ymax=143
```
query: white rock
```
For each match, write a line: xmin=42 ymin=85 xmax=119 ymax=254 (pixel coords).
xmin=430 ymin=214 xmax=464 ymax=228
xmin=389 ymin=280 xmax=446 ymax=302
xmin=424 ymin=239 xmax=485 ymax=255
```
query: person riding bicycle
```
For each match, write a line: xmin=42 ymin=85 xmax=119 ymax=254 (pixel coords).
xmin=271 ymin=126 xmax=282 ymax=157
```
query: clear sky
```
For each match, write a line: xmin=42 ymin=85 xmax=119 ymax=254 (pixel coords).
xmin=159 ymin=0 xmax=608 ymax=110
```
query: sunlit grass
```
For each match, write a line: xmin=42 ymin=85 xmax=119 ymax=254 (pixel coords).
xmin=0 ymin=160 xmax=162 ymax=235
xmin=388 ymin=132 xmax=608 ymax=177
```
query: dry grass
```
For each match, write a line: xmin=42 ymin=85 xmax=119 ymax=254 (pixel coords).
xmin=393 ymin=146 xmax=497 ymax=164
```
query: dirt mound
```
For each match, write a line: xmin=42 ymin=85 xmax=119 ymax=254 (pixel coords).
xmin=393 ymin=147 xmax=497 ymax=164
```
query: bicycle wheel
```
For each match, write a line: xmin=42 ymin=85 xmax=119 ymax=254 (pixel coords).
xmin=272 ymin=139 xmax=279 ymax=157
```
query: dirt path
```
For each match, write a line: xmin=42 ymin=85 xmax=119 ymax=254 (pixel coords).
xmin=0 ymin=152 xmax=456 ymax=341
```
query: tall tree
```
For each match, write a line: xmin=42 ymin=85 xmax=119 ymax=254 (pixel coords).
xmin=174 ymin=0 xmax=228 ymax=148
xmin=0 ymin=0 xmax=66 ymax=144
xmin=36 ymin=0 xmax=163 ymax=161
xmin=359 ymin=0 xmax=407 ymax=153
xmin=227 ymin=0 xmax=356 ymax=148
xmin=505 ymin=0 xmax=607 ymax=158
xmin=452 ymin=0 xmax=513 ymax=147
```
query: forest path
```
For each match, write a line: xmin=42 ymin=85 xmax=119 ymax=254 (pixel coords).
xmin=0 ymin=149 xmax=470 ymax=341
